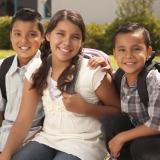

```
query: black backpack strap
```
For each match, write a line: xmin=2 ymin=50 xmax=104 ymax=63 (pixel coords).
xmin=137 ymin=62 xmax=156 ymax=108
xmin=113 ymin=51 xmax=158 ymax=108
xmin=46 ymin=55 xmax=82 ymax=94
xmin=0 ymin=55 xmax=15 ymax=101
xmin=65 ymin=55 xmax=83 ymax=94
xmin=113 ymin=68 xmax=124 ymax=94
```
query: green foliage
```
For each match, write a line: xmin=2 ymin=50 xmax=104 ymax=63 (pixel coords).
xmin=42 ymin=19 xmax=49 ymax=31
xmin=84 ymin=23 xmax=108 ymax=52
xmin=104 ymin=16 xmax=160 ymax=53
xmin=0 ymin=50 xmax=15 ymax=58
xmin=0 ymin=17 xmax=49 ymax=50
xmin=0 ymin=16 xmax=11 ymax=49
xmin=116 ymin=0 xmax=155 ymax=18
xmin=1 ymin=2 xmax=160 ymax=56
xmin=104 ymin=0 xmax=160 ymax=54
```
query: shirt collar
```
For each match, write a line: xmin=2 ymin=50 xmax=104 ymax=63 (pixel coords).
xmin=9 ymin=50 xmax=41 ymax=75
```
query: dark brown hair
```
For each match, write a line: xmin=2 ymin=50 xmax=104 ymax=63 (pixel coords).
xmin=113 ymin=22 xmax=151 ymax=48
xmin=32 ymin=9 xmax=86 ymax=94
xmin=10 ymin=8 xmax=44 ymax=35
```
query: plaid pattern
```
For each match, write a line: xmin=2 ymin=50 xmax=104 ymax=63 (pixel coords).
xmin=121 ymin=69 xmax=160 ymax=131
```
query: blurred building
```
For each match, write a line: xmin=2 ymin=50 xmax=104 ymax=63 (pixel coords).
xmin=0 ymin=0 xmax=160 ymax=24
xmin=0 ymin=0 xmax=51 ymax=18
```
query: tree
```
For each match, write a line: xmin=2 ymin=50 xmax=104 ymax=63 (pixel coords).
xmin=104 ymin=0 xmax=160 ymax=54
xmin=116 ymin=0 xmax=155 ymax=18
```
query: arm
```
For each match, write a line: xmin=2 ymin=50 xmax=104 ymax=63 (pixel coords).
xmin=109 ymin=124 xmax=160 ymax=158
xmin=0 ymin=79 xmax=40 ymax=160
xmin=0 ymin=111 xmax=4 ymax=126
xmin=63 ymin=72 xmax=120 ymax=118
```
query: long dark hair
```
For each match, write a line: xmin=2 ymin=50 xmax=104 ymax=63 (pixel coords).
xmin=32 ymin=9 xmax=86 ymax=94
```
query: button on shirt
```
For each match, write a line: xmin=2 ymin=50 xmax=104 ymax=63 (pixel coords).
xmin=121 ymin=69 xmax=160 ymax=131
xmin=0 ymin=51 xmax=44 ymax=151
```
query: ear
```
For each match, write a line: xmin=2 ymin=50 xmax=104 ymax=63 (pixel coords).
xmin=10 ymin=32 xmax=12 ymax=41
xmin=113 ymin=48 xmax=116 ymax=59
xmin=147 ymin=46 xmax=152 ymax=58
xmin=45 ymin=32 xmax=51 ymax=41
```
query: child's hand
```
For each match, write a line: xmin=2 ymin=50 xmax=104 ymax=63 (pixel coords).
xmin=0 ymin=152 xmax=11 ymax=160
xmin=62 ymin=92 xmax=88 ymax=115
xmin=88 ymin=57 xmax=113 ymax=75
xmin=108 ymin=133 xmax=125 ymax=158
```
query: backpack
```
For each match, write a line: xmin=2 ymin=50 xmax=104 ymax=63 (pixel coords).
xmin=0 ymin=55 xmax=15 ymax=101
xmin=114 ymin=51 xmax=160 ymax=108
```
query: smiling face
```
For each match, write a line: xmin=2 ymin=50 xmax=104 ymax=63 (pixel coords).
xmin=46 ymin=19 xmax=83 ymax=65
xmin=10 ymin=20 xmax=43 ymax=66
xmin=113 ymin=31 xmax=152 ymax=82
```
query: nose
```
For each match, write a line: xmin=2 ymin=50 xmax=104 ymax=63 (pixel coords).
xmin=63 ymin=36 xmax=71 ymax=46
xmin=21 ymin=35 xmax=28 ymax=43
xmin=125 ymin=50 xmax=132 ymax=58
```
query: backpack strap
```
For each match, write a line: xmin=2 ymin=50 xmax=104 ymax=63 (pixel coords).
xmin=0 ymin=55 xmax=15 ymax=101
xmin=65 ymin=55 xmax=83 ymax=94
xmin=137 ymin=51 xmax=158 ymax=107
xmin=113 ymin=68 xmax=124 ymax=94
xmin=46 ymin=55 xmax=82 ymax=94
xmin=113 ymin=51 xmax=158 ymax=108
xmin=137 ymin=62 xmax=158 ymax=108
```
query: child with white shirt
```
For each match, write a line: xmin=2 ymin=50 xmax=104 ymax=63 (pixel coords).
xmin=0 ymin=8 xmax=44 ymax=152
xmin=0 ymin=9 xmax=120 ymax=160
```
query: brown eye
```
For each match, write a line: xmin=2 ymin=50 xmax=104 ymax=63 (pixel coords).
xmin=14 ymin=32 xmax=21 ymax=37
xmin=28 ymin=32 xmax=38 ymax=38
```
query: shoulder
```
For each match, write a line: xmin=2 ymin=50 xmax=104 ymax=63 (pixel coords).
xmin=147 ymin=69 xmax=160 ymax=83
xmin=0 ymin=55 xmax=15 ymax=66
xmin=80 ymin=57 xmax=103 ymax=75
xmin=78 ymin=57 xmax=106 ymax=90
xmin=0 ymin=58 xmax=4 ymax=66
xmin=28 ymin=57 xmax=42 ymax=69
xmin=146 ymin=69 xmax=160 ymax=90
xmin=25 ymin=58 xmax=42 ymax=81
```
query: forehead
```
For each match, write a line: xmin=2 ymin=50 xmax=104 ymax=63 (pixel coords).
xmin=115 ymin=31 xmax=145 ymax=45
xmin=11 ymin=20 xmax=40 ymax=31
xmin=55 ymin=20 xmax=81 ymax=32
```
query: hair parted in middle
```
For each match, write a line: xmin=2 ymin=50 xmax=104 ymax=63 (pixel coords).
xmin=32 ymin=9 xmax=86 ymax=94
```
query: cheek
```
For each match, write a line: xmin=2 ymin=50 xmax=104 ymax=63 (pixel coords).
xmin=73 ymin=41 xmax=82 ymax=49
xmin=32 ymin=38 xmax=42 ymax=48
xmin=49 ymin=37 xmax=60 ymax=46
xmin=114 ymin=54 xmax=120 ymax=62
xmin=10 ymin=39 xmax=17 ymax=49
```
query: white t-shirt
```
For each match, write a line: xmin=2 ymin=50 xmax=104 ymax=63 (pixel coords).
xmin=25 ymin=57 xmax=107 ymax=160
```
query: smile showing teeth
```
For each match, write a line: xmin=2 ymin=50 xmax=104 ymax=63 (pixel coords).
xmin=125 ymin=62 xmax=135 ymax=65
xmin=20 ymin=46 xmax=30 ymax=51
xmin=59 ymin=48 xmax=70 ymax=53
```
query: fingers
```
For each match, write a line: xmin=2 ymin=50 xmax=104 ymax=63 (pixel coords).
xmin=88 ymin=57 xmax=107 ymax=69
xmin=62 ymin=92 xmax=70 ymax=99
xmin=108 ymin=141 xmax=120 ymax=159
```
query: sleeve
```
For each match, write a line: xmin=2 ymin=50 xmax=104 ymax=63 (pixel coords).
xmin=78 ymin=58 xmax=106 ymax=92
xmin=144 ymin=70 xmax=160 ymax=131
xmin=91 ymin=66 xmax=106 ymax=91
xmin=25 ymin=58 xmax=42 ymax=82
